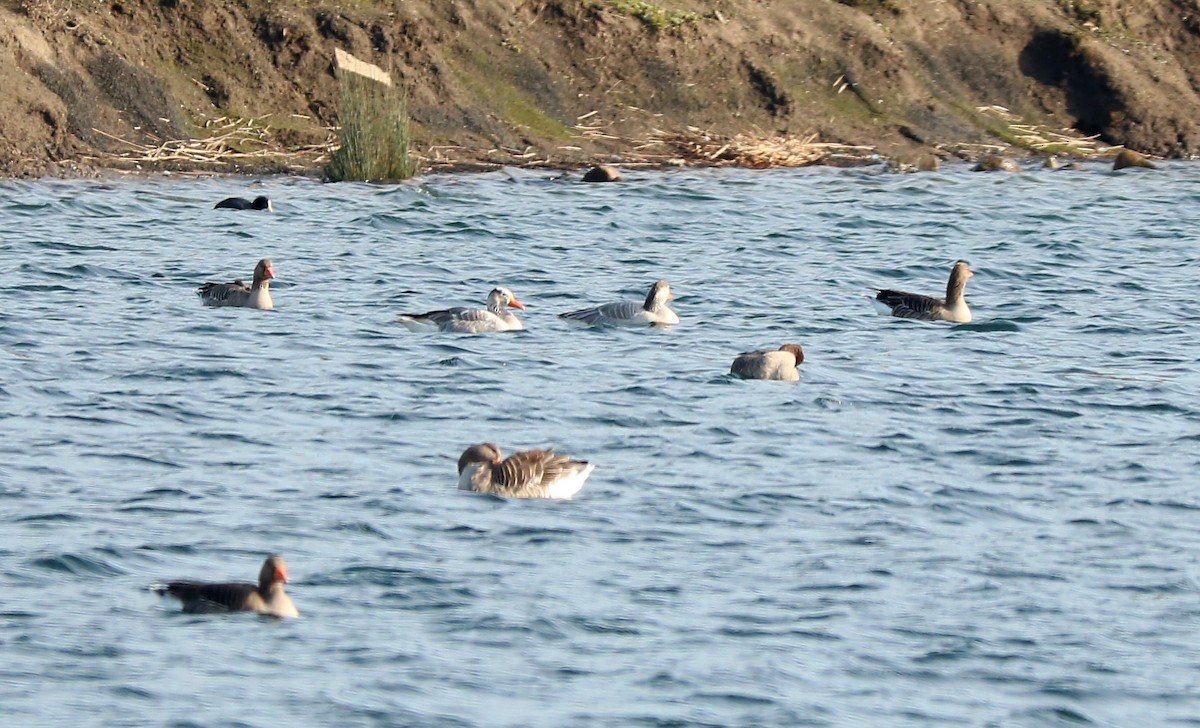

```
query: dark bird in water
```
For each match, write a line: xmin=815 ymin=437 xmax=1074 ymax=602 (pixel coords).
xmin=214 ymin=195 xmax=273 ymax=211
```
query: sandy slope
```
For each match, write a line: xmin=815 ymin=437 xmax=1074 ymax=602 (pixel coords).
xmin=1 ymin=0 xmax=1198 ymax=176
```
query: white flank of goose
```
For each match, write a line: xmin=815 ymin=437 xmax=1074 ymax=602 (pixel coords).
xmin=559 ymin=279 xmax=679 ymax=326
xmin=873 ymin=260 xmax=973 ymax=323
xmin=398 ymin=287 xmax=525 ymax=333
xmin=197 ymin=258 xmax=275 ymax=310
xmin=730 ymin=344 xmax=805 ymax=381
xmin=152 ymin=554 xmax=298 ymax=618
xmin=457 ymin=442 xmax=595 ymax=499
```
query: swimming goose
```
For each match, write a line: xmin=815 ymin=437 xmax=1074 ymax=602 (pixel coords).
xmin=457 ymin=442 xmax=594 ymax=499
xmin=215 ymin=195 xmax=273 ymax=211
xmin=153 ymin=554 xmax=298 ymax=618
xmin=559 ymin=279 xmax=679 ymax=326
xmin=731 ymin=344 xmax=805 ymax=381
xmin=398 ymin=287 xmax=525 ymax=333
xmin=873 ymin=260 xmax=973 ymax=323
xmin=197 ymin=258 xmax=275 ymax=310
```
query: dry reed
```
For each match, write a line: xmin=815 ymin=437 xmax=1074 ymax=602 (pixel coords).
xmin=571 ymin=113 xmax=877 ymax=168
xmin=969 ymin=105 xmax=1116 ymax=156
xmin=86 ymin=116 xmax=332 ymax=168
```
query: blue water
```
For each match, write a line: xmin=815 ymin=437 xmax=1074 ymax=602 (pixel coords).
xmin=1 ymin=163 xmax=1198 ymax=726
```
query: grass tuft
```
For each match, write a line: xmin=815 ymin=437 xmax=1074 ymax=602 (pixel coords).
xmin=326 ymin=70 xmax=418 ymax=182
xmin=611 ymin=0 xmax=701 ymax=30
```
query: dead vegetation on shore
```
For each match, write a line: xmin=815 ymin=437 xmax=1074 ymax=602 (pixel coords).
xmin=82 ymin=116 xmax=333 ymax=171
xmin=81 ymin=103 xmax=1120 ymax=177
xmin=952 ymin=106 xmax=1116 ymax=158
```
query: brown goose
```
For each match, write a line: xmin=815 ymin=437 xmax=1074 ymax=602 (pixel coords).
xmin=397 ymin=287 xmax=525 ymax=333
xmin=153 ymin=554 xmax=299 ymax=618
xmin=731 ymin=344 xmax=805 ymax=381
xmin=559 ymin=279 xmax=679 ymax=327
xmin=457 ymin=442 xmax=595 ymax=499
xmin=197 ymin=258 xmax=275 ymax=310
xmin=873 ymin=260 xmax=973 ymax=323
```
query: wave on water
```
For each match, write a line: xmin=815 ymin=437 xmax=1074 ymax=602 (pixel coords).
xmin=0 ymin=169 xmax=1198 ymax=726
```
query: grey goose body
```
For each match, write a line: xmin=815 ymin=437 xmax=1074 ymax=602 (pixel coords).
xmin=731 ymin=344 xmax=805 ymax=381
xmin=873 ymin=260 xmax=974 ymax=323
xmin=197 ymin=258 xmax=275 ymax=310
xmin=398 ymin=287 xmax=525 ymax=333
xmin=457 ymin=443 xmax=594 ymax=499
xmin=559 ymin=279 xmax=679 ymax=327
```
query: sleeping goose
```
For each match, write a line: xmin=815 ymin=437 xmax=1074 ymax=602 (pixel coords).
xmin=457 ymin=442 xmax=595 ymax=499
xmin=397 ymin=287 xmax=525 ymax=333
xmin=731 ymin=344 xmax=805 ymax=381
xmin=153 ymin=554 xmax=298 ymax=618
xmin=559 ymin=279 xmax=679 ymax=327
xmin=197 ymin=258 xmax=275 ymax=310
xmin=873 ymin=260 xmax=973 ymax=323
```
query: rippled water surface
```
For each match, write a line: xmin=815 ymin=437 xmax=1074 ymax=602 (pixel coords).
xmin=2 ymin=164 xmax=1199 ymax=726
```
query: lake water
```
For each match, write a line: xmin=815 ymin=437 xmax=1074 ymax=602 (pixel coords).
xmin=1 ymin=163 xmax=1198 ymax=727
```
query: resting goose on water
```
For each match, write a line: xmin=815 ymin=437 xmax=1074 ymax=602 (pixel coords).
xmin=153 ymin=554 xmax=298 ymax=618
xmin=197 ymin=258 xmax=275 ymax=310
xmin=559 ymin=279 xmax=679 ymax=327
xmin=398 ymin=287 xmax=525 ymax=333
xmin=873 ymin=260 xmax=974 ymax=323
xmin=731 ymin=344 xmax=805 ymax=381
xmin=457 ymin=442 xmax=595 ymax=499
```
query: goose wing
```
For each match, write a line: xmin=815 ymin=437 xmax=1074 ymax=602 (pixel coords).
xmin=492 ymin=450 xmax=587 ymax=497
xmin=874 ymin=289 xmax=946 ymax=320
xmin=730 ymin=350 xmax=769 ymax=379
xmin=406 ymin=307 xmax=513 ymax=332
xmin=414 ymin=306 xmax=474 ymax=324
xmin=559 ymin=300 xmax=643 ymax=325
xmin=197 ymin=280 xmax=252 ymax=307
xmin=155 ymin=581 xmax=257 ymax=613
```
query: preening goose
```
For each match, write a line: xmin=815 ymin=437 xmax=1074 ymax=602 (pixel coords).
xmin=398 ymin=287 xmax=525 ymax=333
xmin=873 ymin=260 xmax=974 ymax=323
xmin=559 ymin=279 xmax=679 ymax=326
xmin=197 ymin=258 xmax=275 ymax=310
xmin=153 ymin=554 xmax=298 ymax=618
xmin=457 ymin=442 xmax=594 ymax=499
xmin=731 ymin=344 xmax=805 ymax=381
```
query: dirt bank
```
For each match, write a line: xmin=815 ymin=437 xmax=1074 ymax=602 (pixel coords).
xmin=2 ymin=0 xmax=1200 ymax=178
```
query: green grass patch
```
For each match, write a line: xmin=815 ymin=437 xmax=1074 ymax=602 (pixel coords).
xmin=611 ymin=0 xmax=701 ymax=30
xmin=447 ymin=49 xmax=572 ymax=141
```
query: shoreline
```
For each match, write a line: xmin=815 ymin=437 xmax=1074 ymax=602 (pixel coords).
xmin=6 ymin=122 xmax=1136 ymax=182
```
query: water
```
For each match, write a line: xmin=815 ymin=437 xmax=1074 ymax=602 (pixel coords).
xmin=1 ymin=163 xmax=1198 ymax=727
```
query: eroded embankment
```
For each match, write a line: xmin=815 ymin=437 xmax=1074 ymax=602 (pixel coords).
xmin=1 ymin=0 xmax=1199 ymax=177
